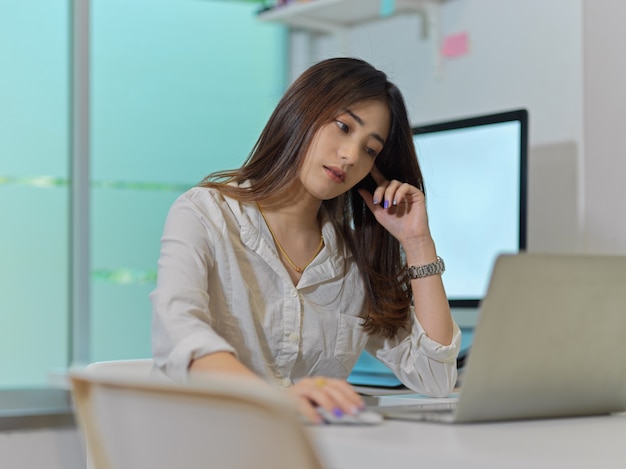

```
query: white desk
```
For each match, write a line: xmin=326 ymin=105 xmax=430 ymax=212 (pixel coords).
xmin=310 ymin=413 xmax=626 ymax=469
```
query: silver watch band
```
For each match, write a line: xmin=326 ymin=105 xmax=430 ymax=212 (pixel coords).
xmin=406 ymin=256 xmax=445 ymax=279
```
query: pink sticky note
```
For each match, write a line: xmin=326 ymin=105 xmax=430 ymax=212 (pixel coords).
xmin=441 ymin=32 xmax=469 ymax=58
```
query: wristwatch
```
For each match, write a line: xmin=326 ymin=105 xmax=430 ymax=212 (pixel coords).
xmin=406 ymin=256 xmax=445 ymax=279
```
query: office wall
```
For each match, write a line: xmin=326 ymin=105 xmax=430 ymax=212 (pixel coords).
xmin=583 ymin=0 xmax=626 ymax=254
xmin=290 ymin=0 xmax=587 ymax=254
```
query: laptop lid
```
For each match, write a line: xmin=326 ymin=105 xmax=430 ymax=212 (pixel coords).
xmin=453 ymin=253 xmax=626 ymax=423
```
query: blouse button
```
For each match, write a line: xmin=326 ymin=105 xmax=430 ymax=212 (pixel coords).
xmin=288 ymin=333 xmax=299 ymax=342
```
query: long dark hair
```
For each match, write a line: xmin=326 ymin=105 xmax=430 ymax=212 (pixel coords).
xmin=201 ymin=57 xmax=424 ymax=337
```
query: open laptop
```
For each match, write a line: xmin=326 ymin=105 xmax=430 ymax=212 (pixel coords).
xmin=373 ymin=253 xmax=626 ymax=423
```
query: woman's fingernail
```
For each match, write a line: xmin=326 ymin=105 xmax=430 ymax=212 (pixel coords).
xmin=383 ymin=200 xmax=389 ymax=209
xmin=392 ymin=199 xmax=398 ymax=206
xmin=332 ymin=407 xmax=344 ymax=418
xmin=373 ymin=198 xmax=379 ymax=205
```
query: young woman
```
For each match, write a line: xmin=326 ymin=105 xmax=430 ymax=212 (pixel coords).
xmin=151 ymin=57 xmax=461 ymax=423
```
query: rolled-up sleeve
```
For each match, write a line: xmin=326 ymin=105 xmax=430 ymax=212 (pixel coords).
xmin=366 ymin=314 xmax=461 ymax=397
xmin=150 ymin=194 xmax=236 ymax=382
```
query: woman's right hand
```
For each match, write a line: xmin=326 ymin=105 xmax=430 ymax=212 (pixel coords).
xmin=287 ymin=376 xmax=365 ymax=424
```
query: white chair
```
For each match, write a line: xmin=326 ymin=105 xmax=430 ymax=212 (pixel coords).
xmin=84 ymin=359 xmax=165 ymax=381
xmin=70 ymin=361 xmax=324 ymax=469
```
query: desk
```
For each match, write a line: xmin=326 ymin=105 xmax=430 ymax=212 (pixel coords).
xmin=309 ymin=413 xmax=626 ymax=469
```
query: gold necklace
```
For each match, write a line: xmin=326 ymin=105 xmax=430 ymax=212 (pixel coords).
xmin=258 ymin=205 xmax=324 ymax=273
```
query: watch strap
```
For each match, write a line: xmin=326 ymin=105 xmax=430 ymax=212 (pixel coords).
xmin=406 ymin=256 xmax=445 ymax=279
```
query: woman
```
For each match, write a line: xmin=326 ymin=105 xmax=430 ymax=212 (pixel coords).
xmin=151 ymin=57 xmax=461 ymax=423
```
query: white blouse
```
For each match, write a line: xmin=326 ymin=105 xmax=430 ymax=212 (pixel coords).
xmin=150 ymin=186 xmax=461 ymax=396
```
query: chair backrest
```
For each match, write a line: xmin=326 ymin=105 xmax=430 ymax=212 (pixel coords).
xmin=70 ymin=364 xmax=324 ymax=469
xmin=85 ymin=359 xmax=161 ymax=380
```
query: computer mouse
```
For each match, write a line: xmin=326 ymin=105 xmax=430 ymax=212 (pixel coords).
xmin=316 ymin=407 xmax=384 ymax=425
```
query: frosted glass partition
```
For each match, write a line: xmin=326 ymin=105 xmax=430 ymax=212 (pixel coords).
xmin=89 ymin=0 xmax=287 ymax=361
xmin=0 ymin=1 xmax=71 ymax=387
xmin=0 ymin=0 xmax=286 ymax=386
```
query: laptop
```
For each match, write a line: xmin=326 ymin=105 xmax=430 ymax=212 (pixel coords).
xmin=373 ymin=253 xmax=626 ymax=423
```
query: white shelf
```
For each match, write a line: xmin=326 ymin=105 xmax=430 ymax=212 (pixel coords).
xmin=258 ymin=0 xmax=440 ymax=35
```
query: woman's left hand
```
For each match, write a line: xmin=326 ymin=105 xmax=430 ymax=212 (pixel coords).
xmin=357 ymin=165 xmax=431 ymax=245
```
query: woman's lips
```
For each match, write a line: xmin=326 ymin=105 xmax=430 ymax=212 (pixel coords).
xmin=324 ymin=166 xmax=346 ymax=183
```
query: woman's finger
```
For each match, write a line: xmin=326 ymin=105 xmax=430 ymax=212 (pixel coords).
xmin=288 ymin=377 xmax=364 ymax=423
xmin=321 ymin=380 xmax=365 ymax=415
xmin=388 ymin=182 xmax=415 ymax=207
xmin=296 ymin=398 xmax=324 ymax=425
xmin=380 ymin=180 xmax=404 ymax=208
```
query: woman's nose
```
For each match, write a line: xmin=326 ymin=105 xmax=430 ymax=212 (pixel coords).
xmin=339 ymin=142 xmax=359 ymax=164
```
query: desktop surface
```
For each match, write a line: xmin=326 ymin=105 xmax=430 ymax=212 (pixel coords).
xmin=310 ymin=411 xmax=626 ymax=469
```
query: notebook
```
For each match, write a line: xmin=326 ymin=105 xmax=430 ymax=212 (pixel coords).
xmin=372 ymin=253 xmax=626 ymax=423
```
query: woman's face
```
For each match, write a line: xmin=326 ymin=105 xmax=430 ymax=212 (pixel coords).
xmin=298 ymin=99 xmax=391 ymax=201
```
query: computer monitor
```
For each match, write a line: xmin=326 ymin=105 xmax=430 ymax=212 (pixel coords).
xmin=348 ymin=109 xmax=528 ymax=388
xmin=413 ymin=109 xmax=528 ymax=310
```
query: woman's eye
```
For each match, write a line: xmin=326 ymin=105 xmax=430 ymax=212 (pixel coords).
xmin=366 ymin=147 xmax=379 ymax=158
xmin=336 ymin=120 xmax=349 ymax=133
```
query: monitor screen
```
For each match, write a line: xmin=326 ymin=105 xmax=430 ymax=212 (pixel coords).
xmin=412 ymin=109 xmax=528 ymax=307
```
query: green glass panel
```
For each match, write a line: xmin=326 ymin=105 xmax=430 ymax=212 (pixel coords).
xmin=89 ymin=0 xmax=287 ymax=361
xmin=0 ymin=185 xmax=70 ymax=387
xmin=0 ymin=1 xmax=70 ymax=388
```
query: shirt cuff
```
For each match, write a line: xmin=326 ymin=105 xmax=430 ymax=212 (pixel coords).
xmin=411 ymin=317 xmax=462 ymax=363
